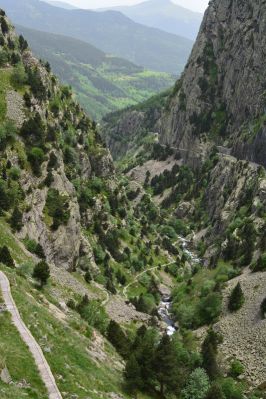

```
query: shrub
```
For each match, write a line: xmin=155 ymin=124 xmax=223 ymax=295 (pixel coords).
xmin=24 ymin=238 xmax=45 ymax=259
xmin=8 ymin=167 xmax=20 ymax=181
xmin=228 ymin=283 xmax=244 ymax=312
xmin=221 ymin=378 xmax=244 ymax=399
xmin=0 ymin=245 xmax=15 ymax=268
xmin=230 ymin=360 xmax=245 ymax=378
xmin=197 ymin=292 xmax=222 ymax=325
xmin=0 ymin=120 xmax=17 ymax=150
xmin=45 ymin=188 xmax=70 ymax=230
xmin=32 ymin=260 xmax=50 ymax=287
xmin=252 ymin=253 xmax=266 ymax=272
xmin=20 ymin=113 xmax=45 ymax=146
xmin=77 ymin=296 xmax=109 ymax=334
xmin=27 ymin=67 xmax=46 ymax=101
xmin=10 ymin=64 xmax=28 ymax=88
xmin=27 ymin=147 xmax=45 ymax=176
xmin=0 ymin=49 xmax=8 ymax=66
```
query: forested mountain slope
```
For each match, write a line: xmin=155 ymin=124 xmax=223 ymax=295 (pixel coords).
xmin=0 ymin=3 xmax=265 ymax=399
xmin=16 ymin=25 xmax=175 ymax=120
xmin=103 ymin=0 xmax=266 ymax=386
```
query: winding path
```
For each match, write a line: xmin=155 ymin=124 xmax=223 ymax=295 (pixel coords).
xmin=0 ymin=271 xmax=62 ymax=399
xmin=123 ymin=260 xmax=176 ymax=297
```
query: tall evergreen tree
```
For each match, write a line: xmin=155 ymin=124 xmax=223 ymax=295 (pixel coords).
xmin=228 ymin=282 xmax=244 ymax=312
xmin=0 ymin=246 xmax=15 ymax=268
xmin=202 ymin=330 xmax=222 ymax=380
xmin=9 ymin=206 xmax=23 ymax=231
xmin=153 ymin=334 xmax=179 ymax=395
xmin=107 ymin=320 xmax=130 ymax=359
xmin=32 ymin=260 xmax=50 ymax=287
xmin=124 ymin=355 xmax=142 ymax=397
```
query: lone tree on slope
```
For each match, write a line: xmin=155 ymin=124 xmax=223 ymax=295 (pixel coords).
xmin=32 ymin=260 xmax=50 ymax=287
xmin=228 ymin=282 xmax=244 ymax=312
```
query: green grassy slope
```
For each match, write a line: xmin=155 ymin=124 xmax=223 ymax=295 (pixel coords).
xmin=17 ymin=25 xmax=175 ymax=120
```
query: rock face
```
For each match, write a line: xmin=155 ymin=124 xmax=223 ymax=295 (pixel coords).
xmin=104 ymin=0 xmax=266 ymax=169
xmin=159 ymin=0 xmax=266 ymax=167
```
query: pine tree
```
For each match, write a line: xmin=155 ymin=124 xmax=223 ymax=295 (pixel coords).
xmin=107 ymin=320 xmax=130 ymax=358
xmin=9 ymin=206 xmax=23 ymax=231
xmin=228 ymin=282 xmax=244 ymax=312
xmin=0 ymin=246 xmax=15 ymax=268
xmin=32 ymin=260 xmax=50 ymax=287
xmin=202 ymin=330 xmax=222 ymax=380
xmin=125 ymin=355 xmax=142 ymax=397
xmin=153 ymin=334 xmax=179 ymax=395
xmin=181 ymin=368 xmax=210 ymax=399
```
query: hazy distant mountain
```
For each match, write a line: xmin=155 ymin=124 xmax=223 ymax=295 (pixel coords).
xmin=0 ymin=0 xmax=193 ymax=74
xmin=42 ymin=0 xmax=77 ymax=9
xmin=17 ymin=25 xmax=175 ymax=120
xmin=100 ymin=0 xmax=203 ymax=40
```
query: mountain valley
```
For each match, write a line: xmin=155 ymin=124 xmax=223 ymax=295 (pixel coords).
xmin=0 ymin=1 xmax=265 ymax=399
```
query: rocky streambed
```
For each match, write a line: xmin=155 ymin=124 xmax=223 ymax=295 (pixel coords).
xmin=158 ymin=236 xmax=201 ymax=335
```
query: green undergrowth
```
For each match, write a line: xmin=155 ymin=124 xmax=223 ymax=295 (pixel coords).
xmin=0 ymin=311 xmax=48 ymax=399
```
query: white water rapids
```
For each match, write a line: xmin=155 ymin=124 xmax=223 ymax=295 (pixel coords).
xmin=158 ymin=236 xmax=201 ymax=336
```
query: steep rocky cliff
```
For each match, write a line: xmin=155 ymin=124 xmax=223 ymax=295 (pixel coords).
xmin=104 ymin=0 xmax=266 ymax=167
xmin=103 ymin=0 xmax=266 ymax=265
xmin=0 ymin=12 xmax=114 ymax=271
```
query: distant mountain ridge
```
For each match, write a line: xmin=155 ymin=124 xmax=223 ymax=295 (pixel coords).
xmin=42 ymin=0 xmax=77 ymax=9
xmin=0 ymin=0 xmax=193 ymax=74
xmin=99 ymin=0 xmax=203 ymax=40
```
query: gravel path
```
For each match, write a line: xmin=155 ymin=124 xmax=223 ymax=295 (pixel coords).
xmin=0 ymin=271 xmax=62 ymax=399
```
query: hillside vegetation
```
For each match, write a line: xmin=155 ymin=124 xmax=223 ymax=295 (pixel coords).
xmin=17 ymin=25 xmax=175 ymax=120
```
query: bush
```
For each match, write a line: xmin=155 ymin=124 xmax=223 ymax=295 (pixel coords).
xmin=228 ymin=283 xmax=244 ymax=312
xmin=252 ymin=253 xmax=266 ymax=272
xmin=20 ymin=113 xmax=45 ymax=146
xmin=77 ymin=296 xmax=109 ymax=334
xmin=197 ymin=292 xmax=222 ymax=325
xmin=230 ymin=360 xmax=245 ymax=378
xmin=221 ymin=378 xmax=244 ymax=399
xmin=0 ymin=49 xmax=8 ymax=66
xmin=24 ymin=238 xmax=45 ymax=259
xmin=0 ymin=245 xmax=15 ymax=268
xmin=45 ymin=188 xmax=70 ymax=230
xmin=27 ymin=147 xmax=45 ymax=176
xmin=32 ymin=260 xmax=50 ymax=287
xmin=0 ymin=120 xmax=17 ymax=150
xmin=11 ymin=64 xmax=28 ymax=88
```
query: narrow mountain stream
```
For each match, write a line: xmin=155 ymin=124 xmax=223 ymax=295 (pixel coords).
xmin=158 ymin=236 xmax=201 ymax=335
